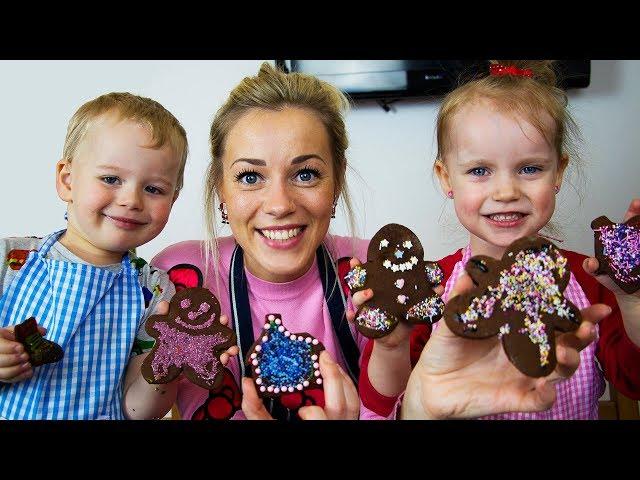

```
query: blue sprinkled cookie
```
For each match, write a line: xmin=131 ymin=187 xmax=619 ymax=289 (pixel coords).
xmin=246 ymin=314 xmax=324 ymax=399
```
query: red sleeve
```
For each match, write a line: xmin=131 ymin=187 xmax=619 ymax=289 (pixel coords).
xmin=564 ymin=249 xmax=640 ymax=400
xmin=359 ymin=249 xmax=464 ymax=416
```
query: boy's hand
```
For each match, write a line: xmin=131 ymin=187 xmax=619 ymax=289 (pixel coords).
xmin=0 ymin=324 xmax=46 ymax=383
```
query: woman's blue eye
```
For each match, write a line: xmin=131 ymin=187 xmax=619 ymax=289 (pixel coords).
xmin=470 ymin=167 xmax=488 ymax=176
xmin=242 ymin=173 xmax=258 ymax=184
xmin=296 ymin=168 xmax=320 ymax=182
xmin=521 ymin=166 xmax=541 ymax=175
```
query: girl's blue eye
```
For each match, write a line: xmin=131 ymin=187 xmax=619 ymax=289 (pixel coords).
xmin=521 ymin=166 xmax=541 ymax=175
xmin=102 ymin=176 xmax=119 ymax=185
xmin=470 ymin=167 xmax=488 ymax=176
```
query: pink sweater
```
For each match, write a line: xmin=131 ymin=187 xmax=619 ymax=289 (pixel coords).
xmin=152 ymin=235 xmax=384 ymax=420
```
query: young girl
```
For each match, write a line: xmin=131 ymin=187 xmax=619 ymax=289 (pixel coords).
xmin=356 ymin=60 xmax=640 ymax=419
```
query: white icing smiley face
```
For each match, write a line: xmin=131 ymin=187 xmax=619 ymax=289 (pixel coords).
xmin=379 ymin=237 xmax=419 ymax=272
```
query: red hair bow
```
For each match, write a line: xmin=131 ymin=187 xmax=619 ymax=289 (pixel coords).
xmin=490 ymin=64 xmax=533 ymax=78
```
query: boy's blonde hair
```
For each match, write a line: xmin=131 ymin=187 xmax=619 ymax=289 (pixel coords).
xmin=204 ymin=62 xmax=357 ymax=272
xmin=62 ymin=92 xmax=189 ymax=192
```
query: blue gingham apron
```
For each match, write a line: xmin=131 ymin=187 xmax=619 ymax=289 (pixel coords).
xmin=0 ymin=230 xmax=144 ymax=419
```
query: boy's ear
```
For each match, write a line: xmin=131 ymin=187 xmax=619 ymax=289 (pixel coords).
xmin=172 ymin=190 xmax=180 ymax=204
xmin=433 ymin=159 xmax=452 ymax=196
xmin=55 ymin=159 xmax=73 ymax=202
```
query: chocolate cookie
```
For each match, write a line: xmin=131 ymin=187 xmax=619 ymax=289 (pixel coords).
xmin=444 ymin=236 xmax=582 ymax=378
xmin=344 ymin=223 xmax=444 ymax=338
xmin=591 ymin=215 xmax=640 ymax=294
xmin=245 ymin=314 xmax=324 ymax=399
xmin=14 ymin=317 xmax=63 ymax=367
xmin=141 ymin=287 xmax=236 ymax=390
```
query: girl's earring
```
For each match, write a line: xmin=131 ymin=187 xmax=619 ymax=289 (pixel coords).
xmin=64 ymin=211 xmax=68 ymax=221
xmin=447 ymin=190 xmax=454 ymax=199
xmin=219 ymin=203 xmax=229 ymax=224
xmin=554 ymin=185 xmax=560 ymax=194
xmin=331 ymin=202 xmax=337 ymax=219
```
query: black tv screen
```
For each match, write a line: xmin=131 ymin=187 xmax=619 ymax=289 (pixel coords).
xmin=276 ymin=60 xmax=590 ymax=100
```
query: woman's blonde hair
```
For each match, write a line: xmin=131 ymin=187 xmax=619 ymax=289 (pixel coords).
xmin=435 ymin=60 xmax=584 ymax=237
xmin=203 ymin=62 xmax=357 ymax=273
xmin=63 ymin=92 xmax=189 ymax=192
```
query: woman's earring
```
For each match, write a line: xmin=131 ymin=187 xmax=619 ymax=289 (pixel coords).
xmin=219 ymin=203 xmax=229 ymax=224
xmin=64 ymin=211 xmax=68 ymax=221
xmin=331 ymin=202 xmax=337 ymax=219
xmin=447 ymin=190 xmax=454 ymax=199
xmin=554 ymin=185 xmax=560 ymax=194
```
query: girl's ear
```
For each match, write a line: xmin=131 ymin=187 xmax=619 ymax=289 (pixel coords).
xmin=555 ymin=153 xmax=569 ymax=189
xmin=55 ymin=159 xmax=73 ymax=202
xmin=434 ymin=159 xmax=452 ymax=196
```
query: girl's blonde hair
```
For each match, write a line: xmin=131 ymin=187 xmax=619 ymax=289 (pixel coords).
xmin=435 ymin=60 xmax=584 ymax=237
xmin=63 ymin=92 xmax=189 ymax=192
xmin=203 ymin=62 xmax=357 ymax=275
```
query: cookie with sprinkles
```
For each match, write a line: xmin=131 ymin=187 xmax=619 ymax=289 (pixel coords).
xmin=591 ymin=215 xmax=640 ymax=294
xmin=444 ymin=236 xmax=582 ymax=378
xmin=344 ymin=223 xmax=444 ymax=338
xmin=141 ymin=287 xmax=237 ymax=390
xmin=246 ymin=314 xmax=325 ymax=399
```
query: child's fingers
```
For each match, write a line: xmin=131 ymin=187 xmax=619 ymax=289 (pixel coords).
xmin=220 ymin=345 xmax=239 ymax=365
xmin=0 ymin=363 xmax=32 ymax=383
xmin=623 ymin=198 xmax=640 ymax=221
xmin=218 ymin=314 xmax=229 ymax=326
xmin=0 ymin=351 xmax=29 ymax=368
xmin=349 ymin=257 xmax=362 ymax=269
xmin=447 ymin=272 xmax=474 ymax=301
xmin=240 ymin=377 xmax=273 ymax=420
xmin=433 ymin=284 xmax=445 ymax=297
xmin=0 ymin=328 xmax=16 ymax=343
xmin=351 ymin=289 xmax=373 ymax=310
xmin=0 ymin=338 xmax=23 ymax=355
xmin=153 ymin=300 xmax=170 ymax=316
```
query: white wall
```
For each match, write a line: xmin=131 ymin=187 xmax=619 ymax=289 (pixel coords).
xmin=1 ymin=60 xmax=638 ymax=264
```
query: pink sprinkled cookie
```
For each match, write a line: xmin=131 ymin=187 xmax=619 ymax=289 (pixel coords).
xmin=444 ymin=236 xmax=582 ymax=378
xmin=591 ymin=215 xmax=640 ymax=294
xmin=141 ymin=287 xmax=236 ymax=390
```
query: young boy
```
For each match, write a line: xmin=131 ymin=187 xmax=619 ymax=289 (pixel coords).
xmin=0 ymin=92 xmax=187 ymax=419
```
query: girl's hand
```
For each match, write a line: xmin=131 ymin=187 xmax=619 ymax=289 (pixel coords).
xmin=401 ymin=272 xmax=611 ymax=419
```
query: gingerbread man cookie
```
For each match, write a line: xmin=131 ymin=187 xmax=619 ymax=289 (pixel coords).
xmin=141 ymin=287 xmax=236 ymax=390
xmin=245 ymin=314 xmax=325 ymax=399
xmin=591 ymin=215 xmax=640 ymax=294
xmin=444 ymin=236 xmax=582 ymax=377
xmin=344 ymin=223 xmax=444 ymax=338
